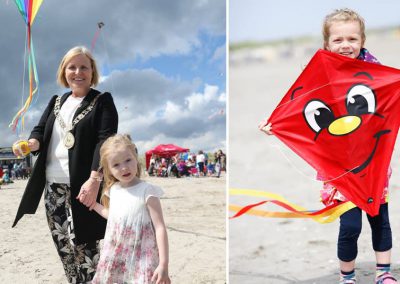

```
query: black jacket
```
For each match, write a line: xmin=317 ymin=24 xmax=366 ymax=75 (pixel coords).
xmin=13 ymin=88 xmax=118 ymax=244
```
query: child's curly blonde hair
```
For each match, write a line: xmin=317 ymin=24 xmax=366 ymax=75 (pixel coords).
xmin=322 ymin=8 xmax=366 ymax=49
xmin=99 ymin=134 xmax=141 ymax=208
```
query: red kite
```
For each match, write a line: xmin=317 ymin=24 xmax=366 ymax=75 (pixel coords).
xmin=268 ymin=49 xmax=400 ymax=216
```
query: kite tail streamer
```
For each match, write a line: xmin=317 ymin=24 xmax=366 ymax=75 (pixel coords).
xmin=9 ymin=25 xmax=39 ymax=134
xmin=91 ymin=28 xmax=101 ymax=52
xmin=229 ymin=188 xmax=356 ymax=224
xmin=90 ymin=22 xmax=116 ymax=97
xmin=90 ymin=22 xmax=104 ymax=52
xmin=11 ymin=0 xmax=43 ymax=135
xmin=19 ymin=25 xmax=28 ymax=133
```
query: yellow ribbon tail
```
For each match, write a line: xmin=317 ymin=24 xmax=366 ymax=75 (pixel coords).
xmin=229 ymin=188 xmax=356 ymax=224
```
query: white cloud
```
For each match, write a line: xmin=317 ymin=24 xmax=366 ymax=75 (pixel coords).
xmin=164 ymin=101 xmax=185 ymax=124
xmin=119 ymin=112 xmax=158 ymax=136
xmin=211 ymin=44 xmax=226 ymax=62
xmin=135 ymin=130 xmax=225 ymax=155
xmin=218 ymin=92 xmax=226 ymax=102
xmin=117 ymin=81 xmax=226 ymax=153
xmin=186 ymin=84 xmax=219 ymax=112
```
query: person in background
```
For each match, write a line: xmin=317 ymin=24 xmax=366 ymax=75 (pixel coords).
xmin=214 ymin=149 xmax=226 ymax=178
xmin=196 ymin=150 xmax=206 ymax=177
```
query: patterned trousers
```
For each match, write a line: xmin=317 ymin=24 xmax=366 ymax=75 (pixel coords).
xmin=44 ymin=182 xmax=100 ymax=284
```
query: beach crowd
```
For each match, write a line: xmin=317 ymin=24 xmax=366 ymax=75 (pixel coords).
xmin=148 ymin=150 xmax=226 ymax=178
xmin=0 ymin=160 xmax=30 ymax=187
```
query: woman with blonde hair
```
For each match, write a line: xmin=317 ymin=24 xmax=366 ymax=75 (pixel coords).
xmin=13 ymin=46 xmax=118 ymax=283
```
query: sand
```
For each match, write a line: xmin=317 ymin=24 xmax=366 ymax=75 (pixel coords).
xmin=0 ymin=175 xmax=226 ymax=284
xmin=229 ymin=31 xmax=400 ymax=283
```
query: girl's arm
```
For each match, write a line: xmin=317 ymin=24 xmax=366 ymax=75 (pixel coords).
xmin=92 ymin=202 xmax=109 ymax=219
xmin=148 ymin=197 xmax=171 ymax=284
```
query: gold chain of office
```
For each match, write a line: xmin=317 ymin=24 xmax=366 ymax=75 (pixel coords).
xmin=54 ymin=94 xmax=100 ymax=149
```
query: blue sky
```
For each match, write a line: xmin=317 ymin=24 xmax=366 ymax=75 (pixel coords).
xmin=127 ymin=33 xmax=226 ymax=87
xmin=0 ymin=0 xmax=226 ymax=154
xmin=230 ymin=0 xmax=400 ymax=43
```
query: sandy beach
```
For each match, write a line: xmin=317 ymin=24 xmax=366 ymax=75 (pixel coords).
xmin=0 ymin=175 xmax=226 ymax=284
xmin=229 ymin=31 xmax=400 ymax=283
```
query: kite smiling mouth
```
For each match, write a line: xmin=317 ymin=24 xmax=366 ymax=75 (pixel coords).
xmin=348 ymin=129 xmax=391 ymax=174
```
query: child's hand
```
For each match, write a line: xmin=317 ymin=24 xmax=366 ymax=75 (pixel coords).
xmin=258 ymin=119 xmax=273 ymax=135
xmin=151 ymin=265 xmax=171 ymax=284
xmin=77 ymin=178 xmax=100 ymax=210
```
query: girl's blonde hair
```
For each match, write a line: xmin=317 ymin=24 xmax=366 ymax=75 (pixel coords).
xmin=99 ymin=134 xmax=141 ymax=208
xmin=56 ymin=46 xmax=100 ymax=88
xmin=322 ymin=8 xmax=366 ymax=49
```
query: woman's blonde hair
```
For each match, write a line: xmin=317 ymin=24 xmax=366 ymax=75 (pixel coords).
xmin=322 ymin=8 xmax=366 ymax=49
xmin=56 ymin=46 xmax=100 ymax=88
xmin=99 ymin=134 xmax=141 ymax=208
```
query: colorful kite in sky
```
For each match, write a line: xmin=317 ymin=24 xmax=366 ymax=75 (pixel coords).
xmin=231 ymin=49 xmax=400 ymax=218
xmin=9 ymin=0 xmax=43 ymax=133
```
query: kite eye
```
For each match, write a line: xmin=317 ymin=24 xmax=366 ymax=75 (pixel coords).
xmin=304 ymin=100 xmax=335 ymax=133
xmin=346 ymin=84 xmax=376 ymax=115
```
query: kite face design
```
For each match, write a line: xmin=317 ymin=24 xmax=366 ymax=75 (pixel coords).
xmin=302 ymin=76 xmax=391 ymax=176
xmin=268 ymin=50 xmax=400 ymax=215
xmin=304 ymin=82 xmax=377 ymax=138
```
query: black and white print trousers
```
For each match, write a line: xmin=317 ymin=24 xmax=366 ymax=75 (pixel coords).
xmin=44 ymin=182 xmax=100 ymax=284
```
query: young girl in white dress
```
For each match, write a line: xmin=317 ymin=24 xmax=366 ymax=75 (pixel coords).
xmin=83 ymin=134 xmax=171 ymax=284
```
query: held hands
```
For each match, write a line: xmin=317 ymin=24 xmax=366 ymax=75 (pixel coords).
xmin=76 ymin=177 xmax=101 ymax=210
xmin=151 ymin=265 xmax=171 ymax=284
xmin=258 ymin=119 xmax=273 ymax=135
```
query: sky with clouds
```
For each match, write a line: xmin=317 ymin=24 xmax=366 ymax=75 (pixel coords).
xmin=1 ymin=0 xmax=226 ymax=154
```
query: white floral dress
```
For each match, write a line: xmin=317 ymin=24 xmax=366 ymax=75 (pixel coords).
xmin=92 ymin=181 xmax=163 ymax=284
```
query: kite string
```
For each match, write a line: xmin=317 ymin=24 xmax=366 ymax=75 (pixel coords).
xmin=268 ymin=142 xmax=359 ymax=183
xmin=274 ymin=83 xmax=331 ymax=110
xmin=13 ymin=24 xmax=29 ymax=136
xmin=266 ymin=79 xmax=363 ymax=183
xmin=99 ymin=27 xmax=116 ymax=97
xmin=19 ymin=25 xmax=29 ymax=137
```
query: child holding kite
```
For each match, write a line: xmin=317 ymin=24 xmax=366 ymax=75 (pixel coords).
xmin=81 ymin=134 xmax=171 ymax=284
xmin=259 ymin=8 xmax=397 ymax=284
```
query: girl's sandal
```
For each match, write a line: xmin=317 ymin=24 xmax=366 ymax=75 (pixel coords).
xmin=376 ymin=272 xmax=397 ymax=284
xmin=340 ymin=280 xmax=356 ymax=284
